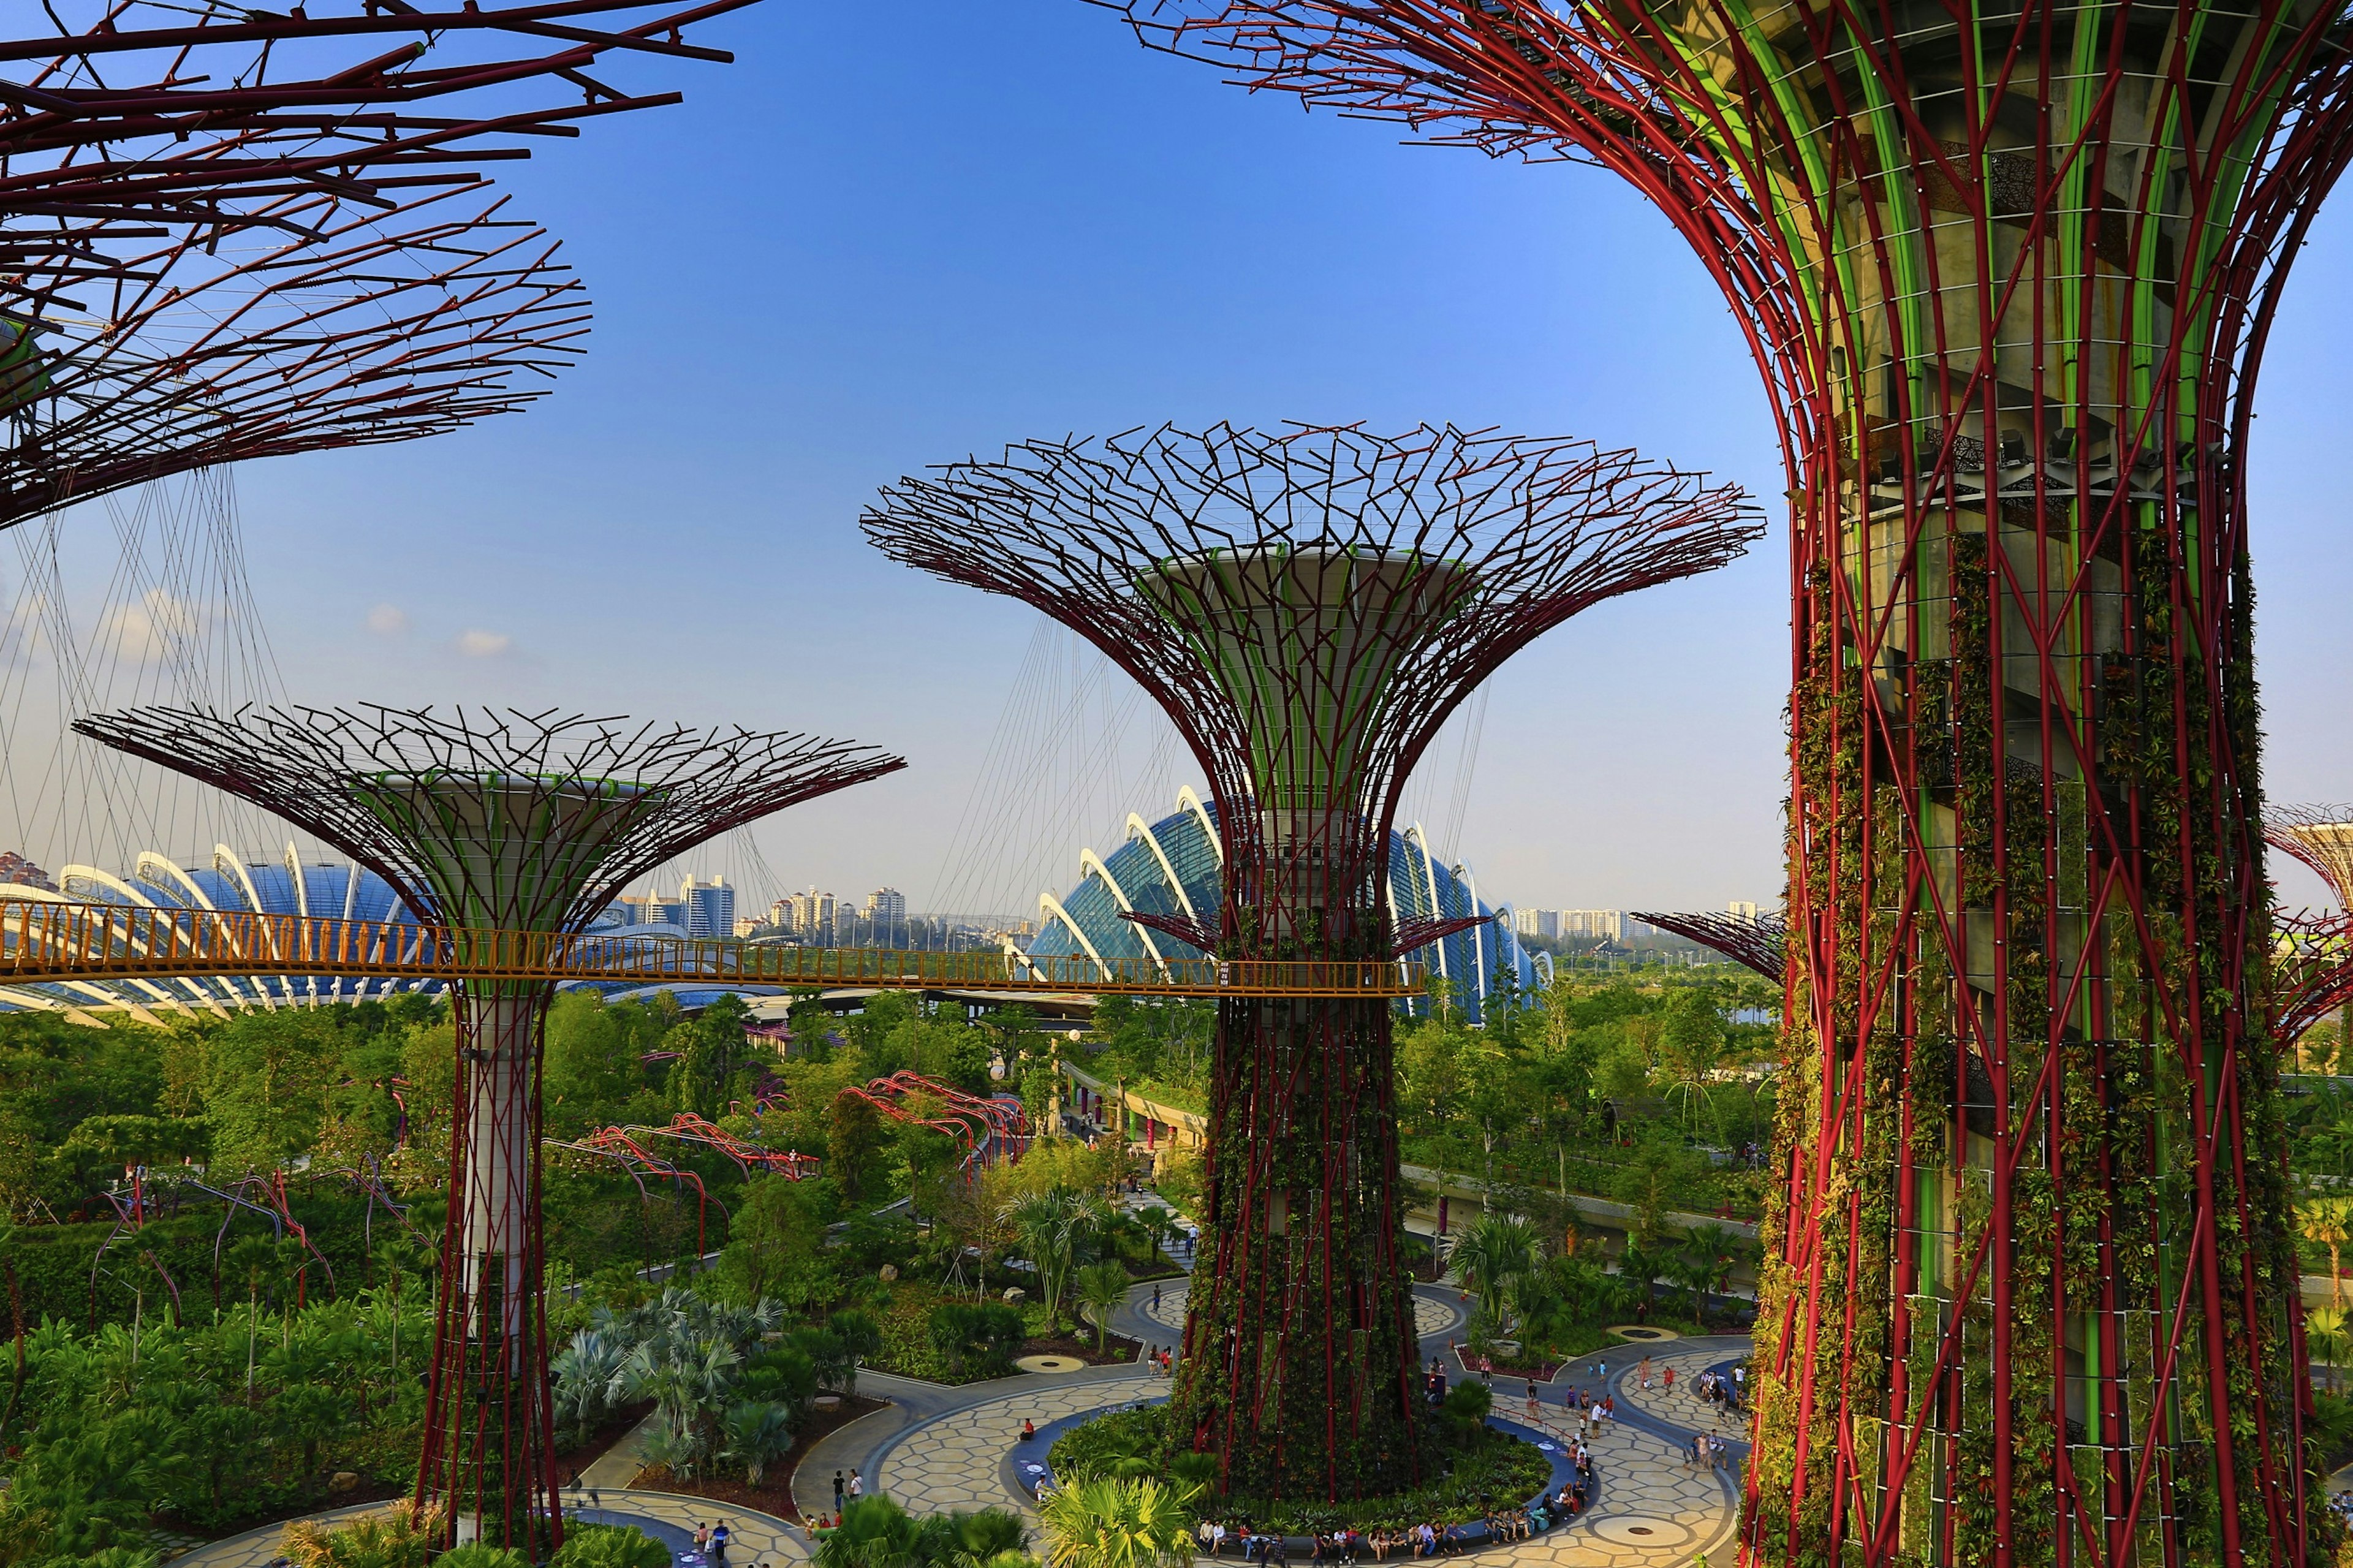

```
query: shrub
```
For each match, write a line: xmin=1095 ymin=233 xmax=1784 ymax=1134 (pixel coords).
xmin=549 ymin=1522 xmax=671 ymax=1568
xmin=928 ymin=1301 xmax=1027 ymax=1380
xmin=278 ymin=1504 xmax=441 ymax=1567
xmin=435 ymin=1546 xmax=530 ymax=1568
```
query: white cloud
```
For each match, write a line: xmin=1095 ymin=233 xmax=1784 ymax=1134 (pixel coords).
xmin=100 ymin=589 xmax=201 ymax=665
xmin=366 ymin=604 xmax=409 ymax=635
xmin=455 ymin=629 xmax=512 ymax=658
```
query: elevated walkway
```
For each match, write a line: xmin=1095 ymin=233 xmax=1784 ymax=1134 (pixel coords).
xmin=0 ymin=901 xmax=1422 ymax=998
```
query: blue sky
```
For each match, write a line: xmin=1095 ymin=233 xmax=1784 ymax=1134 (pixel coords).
xmin=88 ymin=1 xmax=2353 ymax=917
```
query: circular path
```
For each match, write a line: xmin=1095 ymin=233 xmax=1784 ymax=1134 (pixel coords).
xmin=167 ymin=1491 xmax=803 ymax=1568
xmin=846 ymin=1274 xmax=1746 ymax=1567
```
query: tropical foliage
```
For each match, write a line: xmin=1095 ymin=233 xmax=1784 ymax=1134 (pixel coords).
xmin=814 ymin=1494 xmax=1034 ymax=1568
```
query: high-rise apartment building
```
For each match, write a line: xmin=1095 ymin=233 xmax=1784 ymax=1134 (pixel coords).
xmin=1512 ymin=907 xmax=1561 ymax=940
xmin=1727 ymin=900 xmax=1762 ymax=922
xmin=865 ymin=887 xmax=906 ymax=924
xmin=1558 ymin=909 xmax=1625 ymax=943
xmin=681 ymin=876 xmax=734 ymax=940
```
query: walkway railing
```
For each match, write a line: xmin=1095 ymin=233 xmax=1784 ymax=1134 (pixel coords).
xmin=0 ymin=901 xmax=1424 ymax=998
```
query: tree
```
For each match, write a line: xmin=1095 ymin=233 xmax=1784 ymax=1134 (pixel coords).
xmin=1075 ymin=1260 xmax=1130 ymax=1352
xmin=2302 ymin=1195 xmax=2352 ymax=1309
xmin=718 ymin=1173 xmax=836 ymax=1305
xmin=1449 ymin=1214 xmax=1538 ymax=1333
xmin=1004 ymin=1191 xmax=1088 ymax=1330
xmin=1657 ymin=991 xmax=1729 ymax=1137
xmin=1039 ymin=1476 xmax=1196 ymax=1568
xmin=720 ymin=1399 xmax=796 ymax=1485
xmin=544 ymin=992 xmax=646 ymax=1138
xmin=2309 ymin=1305 xmax=2351 ymax=1393
xmin=199 ymin=1011 xmax=345 ymax=1178
xmin=1680 ymin=1222 xmax=1753 ymax=1328
xmin=830 ymin=1093 xmax=892 ymax=1202
xmin=1397 ymin=1012 xmax=1470 ymax=1132
xmin=664 ymin=993 xmax=756 ymax=1118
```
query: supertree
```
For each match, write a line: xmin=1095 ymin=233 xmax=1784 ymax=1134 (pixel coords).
xmin=864 ymin=422 xmax=1757 ymax=1498
xmin=1632 ymin=909 xmax=1787 ymax=982
xmin=1110 ymin=1 xmax=2351 ymax=1558
xmin=0 ymin=2 xmax=759 ymax=523
xmin=70 ymin=703 xmax=905 ymax=1551
xmin=2265 ymin=806 xmax=2353 ymax=1068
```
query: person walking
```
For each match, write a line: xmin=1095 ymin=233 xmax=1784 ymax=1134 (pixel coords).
xmin=1663 ymin=1364 xmax=1675 ymax=1395
xmin=1153 ymin=1282 xmax=1162 ymax=1311
xmin=833 ymin=1471 xmax=845 ymax=1513
xmin=848 ymin=1468 xmax=864 ymax=1499
xmin=1525 ymin=1380 xmax=1540 ymax=1421
xmin=713 ymin=1522 xmax=732 ymax=1566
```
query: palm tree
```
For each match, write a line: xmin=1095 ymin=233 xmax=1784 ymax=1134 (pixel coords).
xmin=721 ymin=1399 xmax=796 ymax=1487
xmin=1040 ymin=1475 xmax=1197 ymax=1568
xmin=1680 ymin=1223 xmax=1751 ymax=1328
xmin=2308 ymin=1306 xmax=2351 ymax=1393
xmin=2301 ymin=1196 xmax=2352 ymax=1308
xmin=1006 ymin=1191 xmax=1086 ymax=1331
xmin=1449 ymin=1214 xmax=1539 ymax=1335
xmin=1615 ymin=1239 xmax=1665 ymax=1322
xmin=817 ymin=1495 xmax=931 ymax=1568
xmin=1665 ymin=1252 xmax=1715 ymax=1329
xmin=1075 ymin=1261 xmax=1131 ymax=1352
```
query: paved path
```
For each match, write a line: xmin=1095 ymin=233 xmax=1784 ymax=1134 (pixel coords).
xmin=167 ymin=1490 xmax=808 ymax=1568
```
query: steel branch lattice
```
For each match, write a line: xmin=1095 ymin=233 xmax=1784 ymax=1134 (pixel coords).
xmin=0 ymin=3 xmax=756 ymax=526
xmin=0 ymin=4 xmax=756 ymax=232
xmin=1631 ymin=909 xmax=1787 ymax=982
xmin=71 ymin=703 xmax=901 ymax=1553
xmin=866 ymin=422 xmax=1757 ymax=1501
xmin=1110 ymin=0 xmax=2349 ymax=1560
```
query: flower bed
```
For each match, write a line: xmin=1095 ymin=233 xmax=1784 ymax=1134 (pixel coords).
xmin=863 ymin=1280 xmax=1140 ymax=1384
xmin=1047 ymin=1406 xmax=1553 ymax=1534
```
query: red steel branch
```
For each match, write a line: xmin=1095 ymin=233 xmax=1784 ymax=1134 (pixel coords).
xmin=0 ymin=2 xmax=758 ymax=232
xmin=1632 ymin=909 xmax=1787 ymax=983
xmin=1112 ymin=2 xmax=2351 ymax=1562
xmin=0 ymin=181 xmax=588 ymax=526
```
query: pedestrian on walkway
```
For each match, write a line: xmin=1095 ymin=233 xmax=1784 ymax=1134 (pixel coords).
xmin=1153 ymin=1282 xmax=1162 ymax=1311
xmin=833 ymin=1471 xmax=845 ymax=1512
xmin=849 ymin=1468 xmax=864 ymax=1499
xmin=1525 ymin=1380 xmax=1540 ymax=1420
xmin=1663 ymin=1365 xmax=1675 ymax=1394
xmin=695 ymin=1523 xmax=711 ymax=1555
xmin=713 ymin=1522 xmax=732 ymax=1565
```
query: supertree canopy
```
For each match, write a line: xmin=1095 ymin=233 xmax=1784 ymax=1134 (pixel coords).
xmin=1111 ymin=0 xmax=2348 ymax=1559
xmin=72 ymin=703 xmax=905 ymax=1552
xmin=2264 ymin=806 xmax=2353 ymax=1062
xmin=0 ymin=1 xmax=757 ymax=524
xmin=1632 ymin=908 xmax=1787 ymax=982
xmin=0 ymin=2 xmax=756 ymax=232
xmin=0 ymin=182 xmax=589 ymax=525
xmin=865 ymin=422 xmax=1757 ymax=1499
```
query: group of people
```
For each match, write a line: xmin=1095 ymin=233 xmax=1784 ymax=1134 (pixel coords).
xmin=1691 ymin=1365 xmax=1745 ymax=1415
xmin=687 ymin=1521 xmax=733 ymax=1564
